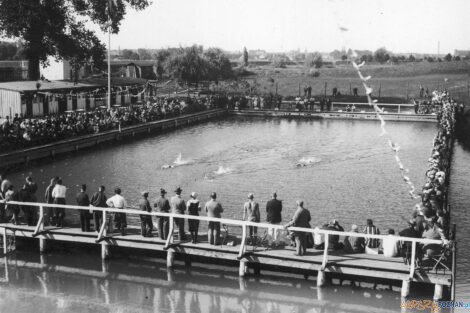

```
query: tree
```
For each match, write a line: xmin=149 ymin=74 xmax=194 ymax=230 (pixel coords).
xmin=341 ymin=55 xmax=347 ymax=61
xmin=242 ymin=47 xmax=248 ymax=67
xmin=0 ymin=41 xmax=18 ymax=60
xmin=374 ymin=47 xmax=390 ymax=64
xmin=408 ymin=54 xmax=416 ymax=62
xmin=360 ymin=54 xmax=373 ymax=62
xmin=305 ymin=52 xmax=323 ymax=68
xmin=137 ymin=48 xmax=152 ymax=60
xmin=454 ymin=55 xmax=461 ymax=61
xmin=203 ymin=47 xmax=233 ymax=82
xmin=444 ymin=53 xmax=452 ymax=62
xmin=0 ymin=0 xmax=150 ymax=80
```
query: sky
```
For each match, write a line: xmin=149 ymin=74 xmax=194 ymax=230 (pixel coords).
xmin=93 ymin=0 xmax=470 ymax=54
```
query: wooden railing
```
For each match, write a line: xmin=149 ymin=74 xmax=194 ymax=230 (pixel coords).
xmin=0 ymin=200 xmax=446 ymax=279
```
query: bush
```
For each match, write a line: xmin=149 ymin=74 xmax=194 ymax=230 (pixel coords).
xmin=307 ymin=69 xmax=320 ymax=77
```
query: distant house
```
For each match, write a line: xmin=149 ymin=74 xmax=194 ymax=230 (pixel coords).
xmin=109 ymin=60 xmax=158 ymax=80
xmin=41 ymin=57 xmax=92 ymax=81
xmin=0 ymin=61 xmax=28 ymax=82
xmin=454 ymin=50 xmax=470 ymax=58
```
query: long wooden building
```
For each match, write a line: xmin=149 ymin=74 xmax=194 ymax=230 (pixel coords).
xmin=0 ymin=77 xmax=150 ymax=118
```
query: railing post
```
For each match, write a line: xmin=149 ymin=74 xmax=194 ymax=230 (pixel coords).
xmin=409 ymin=241 xmax=416 ymax=279
xmin=238 ymin=224 xmax=248 ymax=276
xmin=100 ymin=210 xmax=109 ymax=260
xmin=2 ymin=228 xmax=6 ymax=255
xmin=318 ymin=232 xmax=329 ymax=287
xmin=164 ymin=215 xmax=174 ymax=250
xmin=38 ymin=205 xmax=46 ymax=254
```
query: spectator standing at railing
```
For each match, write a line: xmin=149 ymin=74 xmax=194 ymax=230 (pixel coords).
xmin=52 ymin=178 xmax=67 ymax=227
xmin=205 ymin=192 xmax=224 ymax=245
xmin=0 ymin=174 xmax=12 ymax=198
xmin=170 ymin=186 xmax=187 ymax=241
xmin=5 ymin=185 xmax=19 ymax=225
xmin=18 ymin=184 xmax=35 ymax=226
xmin=138 ymin=191 xmax=153 ymax=237
xmin=106 ymin=187 xmax=128 ymax=236
xmin=76 ymin=184 xmax=91 ymax=232
xmin=363 ymin=219 xmax=380 ymax=254
xmin=90 ymin=185 xmax=107 ymax=232
xmin=284 ymin=200 xmax=311 ymax=256
xmin=266 ymin=192 xmax=282 ymax=244
xmin=154 ymin=188 xmax=170 ymax=240
xmin=44 ymin=178 xmax=57 ymax=226
xmin=243 ymin=193 xmax=260 ymax=246
xmin=187 ymin=192 xmax=201 ymax=244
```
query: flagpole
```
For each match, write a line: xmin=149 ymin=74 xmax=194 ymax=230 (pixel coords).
xmin=107 ymin=22 xmax=111 ymax=109
xmin=107 ymin=2 xmax=112 ymax=110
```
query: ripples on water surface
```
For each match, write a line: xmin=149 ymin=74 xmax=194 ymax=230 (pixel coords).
xmin=6 ymin=116 xmax=466 ymax=313
xmin=8 ymin=117 xmax=436 ymax=231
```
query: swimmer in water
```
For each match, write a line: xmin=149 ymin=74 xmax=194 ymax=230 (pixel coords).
xmin=161 ymin=164 xmax=174 ymax=169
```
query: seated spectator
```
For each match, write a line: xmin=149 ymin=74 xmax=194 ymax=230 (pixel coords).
xmin=363 ymin=219 xmax=380 ymax=254
xmin=421 ymin=220 xmax=447 ymax=258
xmin=325 ymin=219 xmax=344 ymax=250
xmin=382 ymin=229 xmax=399 ymax=257
xmin=313 ymin=224 xmax=328 ymax=250
xmin=343 ymin=224 xmax=365 ymax=253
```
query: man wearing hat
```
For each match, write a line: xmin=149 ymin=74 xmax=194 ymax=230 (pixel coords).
xmin=243 ymin=193 xmax=260 ymax=245
xmin=205 ymin=192 xmax=224 ymax=245
xmin=170 ymin=186 xmax=187 ymax=241
xmin=154 ymin=188 xmax=170 ymax=240
xmin=266 ymin=192 xmax=282 ymax=244
xmin=76 ymin=184 xmax=91 ymax=232
xmin=139 ymin=191 xmax=153 ymax=237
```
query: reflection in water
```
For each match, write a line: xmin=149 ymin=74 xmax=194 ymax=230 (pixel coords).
xmin=0 ymin=252 xmax=453 ymax=313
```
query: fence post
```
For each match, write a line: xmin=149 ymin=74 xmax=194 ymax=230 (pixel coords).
xmin=101 ymin=210 xmax=109 ymax=260
xmin=2 ymin=228 xmax=6 ymax=255
xmin=38 ymin=205 xmax=46 ymax=254
xmin=318 ymin=233 xmax=329 ymax=287
xmin=238 ymin=224 xmax=248 ymax=276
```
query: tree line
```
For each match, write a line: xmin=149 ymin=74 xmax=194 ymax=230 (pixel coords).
xmin=118 ymin=45 xmax=234 ymax=85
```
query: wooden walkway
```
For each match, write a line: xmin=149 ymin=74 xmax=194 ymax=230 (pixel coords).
xmin=0 ymin=222 xmax=451 ymax=288
xmin=231 ymin=109 xmax=438 ymax=122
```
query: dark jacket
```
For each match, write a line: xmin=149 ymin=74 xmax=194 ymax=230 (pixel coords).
xmin=139 ymin=198 xmax=152 ymax=212
xmin=90 ymin=191 xmax=107 ymax=208
xmin=154 ymin=197 xmax=170 ymax=213
xmin=286 ymin=207 xmax=311 ymax=230
xmin=76 ymin=191 xmax=90 ymax=207
xmin=266 ymin=199 xmax=282 ymax=224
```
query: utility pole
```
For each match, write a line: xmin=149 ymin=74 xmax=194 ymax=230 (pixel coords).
xmin=107 ymin=3 xmax=112 ymax=109
xmin=437 ymin=41 xmax=440 ymax=59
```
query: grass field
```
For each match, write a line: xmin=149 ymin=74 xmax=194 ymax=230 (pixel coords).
xmin=241 ymin=61 xmax=470 ymax=103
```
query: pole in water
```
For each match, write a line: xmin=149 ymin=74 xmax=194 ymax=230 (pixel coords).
xmin=107 ymin=21 xmax=111 ymax=110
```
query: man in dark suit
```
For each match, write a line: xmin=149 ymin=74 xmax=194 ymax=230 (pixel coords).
xmin=90 ymin=185 xmax=107 ymax=232
xmin=266 ymin=192 xmax=282 ymax=244
xmin=76 ymin=184 xmax=91 ymax=232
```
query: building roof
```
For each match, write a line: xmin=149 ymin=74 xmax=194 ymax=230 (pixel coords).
xmin=0 ymin=80 xmax=98 ymax=92
xmin=0 ymin=77 xmax=148 ymax=92
xmin=108 ymin=60 xmax=156 ymax=66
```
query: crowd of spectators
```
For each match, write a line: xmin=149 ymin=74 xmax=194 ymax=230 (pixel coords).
xmin=0 ymin=95 xmax=227 ymax=152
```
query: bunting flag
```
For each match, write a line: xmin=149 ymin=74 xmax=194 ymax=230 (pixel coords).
xmin=351 ymin=57 xmax=420 ymax=200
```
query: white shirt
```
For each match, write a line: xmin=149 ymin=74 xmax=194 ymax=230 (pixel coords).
xmin=106 ymin=194 xmax=128 ymax=209
xmin=314 ymin=227 xmax=324 ymax=246
xmin=52 ymin=184 xmax=67 ymax=198
xmin=383 ymin=235 xmax=399 ymax=257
